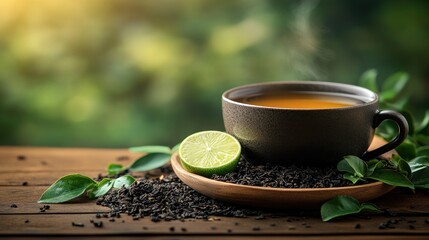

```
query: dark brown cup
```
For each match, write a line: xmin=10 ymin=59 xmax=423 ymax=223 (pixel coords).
xmin=222 ymin=81 xmax=409 ymax=165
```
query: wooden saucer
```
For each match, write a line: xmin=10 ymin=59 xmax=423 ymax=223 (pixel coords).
xmin=171 ymin=136 xmax=395 ymax=209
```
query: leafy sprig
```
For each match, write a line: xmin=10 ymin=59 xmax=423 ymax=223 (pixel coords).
xmin=38 ymin=143 xmax=179 ymax=203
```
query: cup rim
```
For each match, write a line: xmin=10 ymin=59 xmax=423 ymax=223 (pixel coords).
xmin=222 ymin=81 xmax=379 ymax=111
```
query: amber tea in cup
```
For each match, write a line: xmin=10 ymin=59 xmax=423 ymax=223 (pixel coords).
xmin=237 ymin=92 xmax=362 ymax=109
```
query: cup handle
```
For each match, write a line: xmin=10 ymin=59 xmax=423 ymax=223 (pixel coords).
xmin=362 ymin=110 xmax=409 ymax=160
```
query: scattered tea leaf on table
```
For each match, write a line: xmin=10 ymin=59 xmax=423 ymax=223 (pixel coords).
xmin=368 ymin=169 xmax=414 ymax=190
xmin=88 ymin=178 xmax=114 ymax=199
xmin=128 ymin=145 xmax=171 ymax=154
xmin=321 ymin=195 xmax=381 ymax=222
xmin=129 ymin=153 xmax=171 ymax=172
xmin=107 ymin=163 xmax=124 ymax=175
xmin=38 ymin=174 xmax=97 ymax=203
xmin=113 ymin=175 xmax=136 ymax=188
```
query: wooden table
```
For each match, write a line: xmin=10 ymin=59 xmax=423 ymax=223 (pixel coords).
xmin=1 ymin=147 xmax=428 ymax=239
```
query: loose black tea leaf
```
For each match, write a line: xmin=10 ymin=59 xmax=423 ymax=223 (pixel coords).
xmin=212 ymin=157 xmax=354 ymax=188
xmin=92 ymin=221 xmax=103 ymax=228
xmin=71 ymin=222 xmax=85 ymax=227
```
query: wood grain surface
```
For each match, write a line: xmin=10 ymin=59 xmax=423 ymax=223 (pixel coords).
xmin=0 ymin=145 xmax=428 ymax=239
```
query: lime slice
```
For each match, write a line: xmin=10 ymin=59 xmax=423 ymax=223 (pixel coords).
xmin=179 ymin=131 xmax=241 ymax=177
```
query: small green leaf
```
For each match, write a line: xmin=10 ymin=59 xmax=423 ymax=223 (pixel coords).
xmin=411 ymin=167 xmax=429 ymax=189
xmin=337 ymin=156 xmax=368 ymax=178
xmin=417 ymin=146 xmax=429 ymax=157
xmin=416 ymin=110 xmax=429 ymax=133
xmin=129 ymin=153 xmax=171 ymax=172
xmin=380 ymin=72 xmax=409 ymax=101
xmin=107 ymin=163 xmax=124 ymax=176
xmin=368 ymin=169 xmax=414 ymax=190
xmin=343 ymin=173 xmax=362 ymax=184
xmin=88 ymin=178 xmax=114 ymax=199
xmin=38 ymin=174 xmax=97 ymax=203
xmin=396 ymin=139 xmax=417 ymax=160
xmin=359 ymin=69 xmax=379 ymax=92
xmin=366 ymin=159 xmax=385 ymax=176
xmin=397 ymin=159 xmax=412 ymax=177
xmin=408 ymin=156 xmax=429 ymax=173
xmin=113 ymin=175 xmax=136 ymax=189
xmin=171 ymin=143 xmax=181 ymax=153
xmin=321 ymin=195 xmax=381 ymax=222
xmin=361 ymin=203 xmax=382 ymax=213
xmin=128 ymin=145 xmax=171 ymax=154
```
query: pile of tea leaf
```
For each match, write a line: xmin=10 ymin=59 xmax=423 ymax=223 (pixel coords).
xmin=211 ymin=157 xmax=355 ymax=188
xmin=98 ymin=157 xmax=355 ymax=221
xmin=98 ymin=172 xmax=267 ymax=221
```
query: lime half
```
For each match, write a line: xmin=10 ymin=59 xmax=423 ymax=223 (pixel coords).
xmin=179 ymin=131 xmax=241 ymax=177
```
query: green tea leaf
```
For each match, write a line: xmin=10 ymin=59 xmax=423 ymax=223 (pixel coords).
xmin=337 ymin=156 xmax=368 ymax=178
xmin=366 ymin=159 xmax=385 ymax=176
xmin=321 ymin=195 xmax=381 ymax=222
xmin=88 ymin=178 xmax=114 ymax=199
xmin=38 ymin=174 xmax=97 ymax=203
xmin=399 ymin=111 xmax=415 ymax=136
xmin=129 ymin=153 xmax=171 ymax=172
xmin=171 ymin=143 xmax=181 ymax=153
xmin=113 ymin=175 xmax=136 ymax=189
xmin=359 ymin=69 xmax=379 ymax=92
xmin=107 ymin=163 xmax=124 ymax=176
xmin=396 ymin=139 xmax=417 ymax=160
xmin=397 ymin=158 xmax=412 ymax=177
xmin=128 ymin=145 xmax=171 ymax=154
xmin=416 ymin=134 xmax=429 ymax=146
xmin=417 ymin=146 xmax=429 ymax=157
xmin=411 ymin=167 xmax=429 ymax=189
xmin=368 ymin=169 xmax=414 ymax=190
xmin=408 ymin=156 xmax=429 ymax=173
xmin=380 ymin=72 xmax=409 ymax=101
xmin=361 ymin=203 xmax=382 ymax=213
xmin=416 ymin=110 xmax=429 ymax=133
xmin=343 ymin=173 xmax=362 ymax=184
xmin=380 ymin=98 xmax=409 ymax=112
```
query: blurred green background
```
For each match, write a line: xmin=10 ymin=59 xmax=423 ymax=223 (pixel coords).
xmin=1 ymin=0 xmax=428 ymax=147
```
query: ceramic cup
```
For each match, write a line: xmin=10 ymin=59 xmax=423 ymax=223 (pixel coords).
xmin=222 ymin=81 xmax=409 ymax=165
